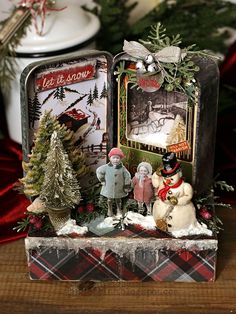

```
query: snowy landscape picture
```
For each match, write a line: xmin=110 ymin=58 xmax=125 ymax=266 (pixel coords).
xmin=26 ymin=54 xmax=111 ymax=186
xmin=126 ymin=85 xmax=188 ymax=149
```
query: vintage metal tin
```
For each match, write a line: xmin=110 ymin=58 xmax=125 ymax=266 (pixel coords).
xmin=20 ymin=50 xmax=113 ymax=187
xmin=112 ymin=53 xmax=219 ymax=195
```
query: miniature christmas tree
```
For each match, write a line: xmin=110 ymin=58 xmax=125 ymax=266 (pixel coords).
xmin=39 ymin=131 xmax=86 ymax=233
xmin=40 ymin=131 xmax=81 ymax=210
xmin=21 ymin=110 xmax=87 ymax=197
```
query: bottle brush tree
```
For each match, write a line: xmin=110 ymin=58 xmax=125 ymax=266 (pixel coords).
xmin=21 ymin=109 xmax=87 ymax=197
xmin=40 ymin=131 xmax=81 ymax=209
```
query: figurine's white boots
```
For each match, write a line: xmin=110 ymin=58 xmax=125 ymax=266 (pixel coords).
xmin=146 ymin=203 xmax=152 ymax=215
xmin=137 ymin=202 xmax=152 ymax=215
xmin=115 ymin=199 xmax=123 ymax=217
xmin=137 ymin=201 xmax=144 ymax=214
xmin=107 ymin=198 xmax=123 ymax=217
xmin=152 ymin=171 xmax=198 ymax=232
xmin=107 ymin=199 xmax=113 ymax=217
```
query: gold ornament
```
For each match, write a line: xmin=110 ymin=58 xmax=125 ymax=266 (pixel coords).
xmin=168 ymin=196 xmax=178 ymax=205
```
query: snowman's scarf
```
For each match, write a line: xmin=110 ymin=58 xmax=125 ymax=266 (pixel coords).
xmin=157 ymin=179 xmax=183 ymax=201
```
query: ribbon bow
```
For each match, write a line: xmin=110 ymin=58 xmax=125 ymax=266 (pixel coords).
xmin=123 ymin=40 xmax=186 ymax=64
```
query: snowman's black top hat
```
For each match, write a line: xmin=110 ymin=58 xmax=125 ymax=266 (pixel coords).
xmin=161 ymin=152 xmax=181 ymax=177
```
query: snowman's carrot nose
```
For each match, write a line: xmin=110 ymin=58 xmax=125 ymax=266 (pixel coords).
xmin=165 ymin=178 xmax=172 ymax=185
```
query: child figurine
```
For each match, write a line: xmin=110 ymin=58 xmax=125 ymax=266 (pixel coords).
xmin=96 ymin=147 xmax=132 ymax=217
xmin=132 ymin=162 xmax=154 ymax=215
xmin=152 ymin=152 xmax=198 ymax=232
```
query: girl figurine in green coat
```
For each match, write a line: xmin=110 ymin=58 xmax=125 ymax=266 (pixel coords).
xmin=96 ymin=147 xmax=132 ymax=217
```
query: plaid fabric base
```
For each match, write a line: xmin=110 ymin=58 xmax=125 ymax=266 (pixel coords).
xmin=27 ymin=246 xmax=217 ymax=282
xmin=26 ymin=223 xmax=217 ymax=282
xmin=121 ymin=249 xmax=216 ymax=282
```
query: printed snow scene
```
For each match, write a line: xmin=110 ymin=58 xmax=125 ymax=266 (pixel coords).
xmin=26 ymin=55 xmax=111 ymax=187
xmin=126 ymin=85 xmax=189 ymax=149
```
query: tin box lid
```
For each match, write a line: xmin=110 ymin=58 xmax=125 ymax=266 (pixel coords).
xmin=15 ymin=3 xmax=100 ymax=54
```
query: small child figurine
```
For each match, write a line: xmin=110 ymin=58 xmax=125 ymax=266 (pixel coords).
xmin=132 ymin=162 xmax=154 ymax=215
xmin=96 ymin=148 xmax=132 ymax=217
xmin=152 ymin=152 xmax=198 ymax=232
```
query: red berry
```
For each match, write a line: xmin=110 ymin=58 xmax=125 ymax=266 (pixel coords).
xmin=34 ymin=220 xmax=43 ymax=230
xmin=77 ymin=206 xmax=85 ymax=213
xmin=199 ymin=207 xmax=212 ymax=220
xmin=86 ymin=203 xmax=95 ymax=212
xmin=29 ymin=215 xmax=38 ymax=224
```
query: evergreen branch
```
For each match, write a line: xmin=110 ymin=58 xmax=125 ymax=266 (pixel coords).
xmin=140 ymin=23 xmax=182 ymax=51
xmin=213 ymin=180 xmax=234 ymax=192
xmin=214 ymin=202 xmax=232 ymax=209
xmin=131 ymin=0 xmax=236 ymax=55
xmin=0 ymin=8 xmax=31 ymax=91
xmin=13 ymin=217 xmax=30 ymax=232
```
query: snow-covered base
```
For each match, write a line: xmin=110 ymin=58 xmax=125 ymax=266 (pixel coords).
xmin=171 ymin=222 xmax=213 ymax=238
xmin=123 ymin=212 xmax=212 ymax=238
xmin=123 ymin=211 xmax=156 ymax=230
xmin=84 ymin=211 xmax=213 ymax=238
xmin=83 ymin=212 xmax=157 ymax=236
xmin=95 ymin=211 xmax=156 ymax=231
xmin=25 ymin=236 xmax=218 ymax=256
xmin=56 ymin=219 xmax=88 ymax=236
xmin=97 ymin=216 xmax=117 ymax=229
xmin=84 ymin=216 xmax=116 ymax=236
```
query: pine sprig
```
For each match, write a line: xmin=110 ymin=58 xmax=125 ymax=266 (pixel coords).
xmin=140 ymin=23 xmax=182 ymax=51
xmin=131 ymin=0 xmax=236 ymax=55
xmin=0 ymin=8 xmax=31 ymax=92
xmin=213 ymin=180 xmax=234 ymax=192
xmin=13 ymin=212 xmax=54 ymax=233
xmin=13 ymin=217 xmax=30 ymax=232
xmin=194 ymin=177 xmax=234 ymax=234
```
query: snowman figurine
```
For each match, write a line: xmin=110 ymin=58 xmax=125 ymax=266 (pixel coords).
xmin=152 ymin=152 xmax=198 ymax=232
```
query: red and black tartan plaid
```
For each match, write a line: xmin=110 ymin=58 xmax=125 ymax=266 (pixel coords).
xmin=25 ymin=224 xmax=217 ymax=282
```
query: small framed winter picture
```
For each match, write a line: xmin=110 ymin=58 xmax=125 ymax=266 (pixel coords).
xmin=115 ymin=59 xmax=196 ymax=171
xmin=21 ymin=51 xmax=113 ymax=187
xmin=126 ymin=83 xmax=193 ymax=158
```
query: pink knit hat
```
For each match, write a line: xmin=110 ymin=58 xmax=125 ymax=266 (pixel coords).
xmin=108 ymin=147 xmax=125 ymax=158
